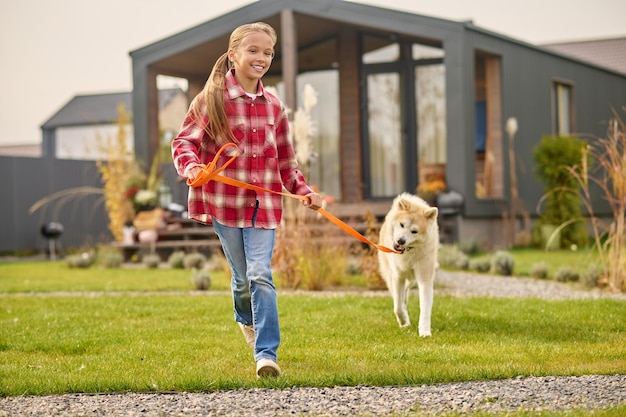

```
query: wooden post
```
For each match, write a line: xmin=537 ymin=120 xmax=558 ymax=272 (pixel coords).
xmin=280 ymin=9 xmax=297 ymax=113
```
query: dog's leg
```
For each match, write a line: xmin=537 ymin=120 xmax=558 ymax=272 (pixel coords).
xmin=416 ymin=272 xmax=434 ymax=337
xmin=392 ymin=275 xmax=411 ymax=327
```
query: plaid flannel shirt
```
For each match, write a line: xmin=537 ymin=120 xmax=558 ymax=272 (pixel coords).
xmin=172 ymin=69 xmax=313 ymax=228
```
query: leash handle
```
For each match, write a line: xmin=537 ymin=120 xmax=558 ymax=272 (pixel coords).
xmin=186 ymin=144 xmax=401 ymax=254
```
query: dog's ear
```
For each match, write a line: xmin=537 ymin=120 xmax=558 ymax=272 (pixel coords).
xmin=397 ymin=198 xmax=411 ymax=211
xmin=425 ymin=207 xmax=438 ymax=220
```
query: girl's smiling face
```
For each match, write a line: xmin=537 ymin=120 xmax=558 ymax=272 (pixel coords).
xmin=228 ymin=31 xmax=275 ymax=93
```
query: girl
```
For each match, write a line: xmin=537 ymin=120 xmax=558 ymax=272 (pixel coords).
xmin=172 ymin=22 xmax=322 ymax=378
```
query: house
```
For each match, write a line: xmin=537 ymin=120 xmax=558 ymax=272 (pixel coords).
xmin=128 ymin=0 xmax=626 ymax=248
xmin=543 ymin=37 xmax=626 ymax=76
xmin=40 ymin=88 xmax=187 ymax=160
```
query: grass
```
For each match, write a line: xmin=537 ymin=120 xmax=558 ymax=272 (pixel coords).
xmin=0 ymin=260 xmax=231 ymax=293
xmin=464 ymin=247 xmax=602 ymax=278
xmin=505 ymin=247 xmax=601 ymax=277
xmin=1 ymin=257 xmax=625 ymax=416
xmin=2 ymin=292 xmax=624 ymax=396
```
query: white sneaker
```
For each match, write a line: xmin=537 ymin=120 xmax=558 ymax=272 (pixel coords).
xmin=238 ymin=323 xmax=255 ymax=350
xmin=256 ymin=358 xmax=281 ymax=378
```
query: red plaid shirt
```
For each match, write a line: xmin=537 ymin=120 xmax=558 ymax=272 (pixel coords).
xmin=172 ymin=69 xmax=313 ymax=229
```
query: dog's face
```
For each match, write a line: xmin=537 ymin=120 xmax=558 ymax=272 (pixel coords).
xmin=390 ymin=198 xmax=438 ymax=253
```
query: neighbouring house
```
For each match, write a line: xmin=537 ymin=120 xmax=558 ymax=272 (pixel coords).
xmin=128 ymin=0 xmax=626 ymax=248
xmin=41 ymin=88 xmax=188 ymax=160
xmin=543 ymin=37 xmax=626 ymax=76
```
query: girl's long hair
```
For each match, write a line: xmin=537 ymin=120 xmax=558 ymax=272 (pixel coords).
xmin=191 ymin=22 xmax=277 ymax=145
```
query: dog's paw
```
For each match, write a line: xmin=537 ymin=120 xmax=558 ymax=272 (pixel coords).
xmin=419 ymin=332 xmax=432 ymax=337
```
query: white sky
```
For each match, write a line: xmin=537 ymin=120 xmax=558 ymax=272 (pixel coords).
xmin=1 ymin=0 xmax=625 ymax=145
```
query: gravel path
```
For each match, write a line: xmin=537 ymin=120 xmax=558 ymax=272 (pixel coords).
xmin=2 ymin=270 xmax=624 ymax=417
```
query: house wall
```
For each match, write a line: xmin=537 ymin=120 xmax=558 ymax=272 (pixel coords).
xmin=453 ymin=29 xmax=626 ymax=247
xmin=55 ymin=125 xmax=135 ymax=160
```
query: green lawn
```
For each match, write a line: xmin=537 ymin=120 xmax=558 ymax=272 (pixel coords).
xmin=1 ymin=260 xmax=625 ymax=399
xmin=505 ymin=248 xmax=602 ymax=277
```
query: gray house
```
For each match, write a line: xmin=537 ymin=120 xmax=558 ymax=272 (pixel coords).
xmin=41 ymin=89 xmax=187 ymax=160
xmin=128 ymin=0 xmax=626 ymax=247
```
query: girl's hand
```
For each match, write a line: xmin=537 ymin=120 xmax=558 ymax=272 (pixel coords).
xmin=304 ymin=192 xmax=323 ymax=210
xmin=187 ymin=166 xmax=203 ymax=182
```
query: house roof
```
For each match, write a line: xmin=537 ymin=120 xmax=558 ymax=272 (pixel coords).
xmin=129 ymin=0 xmax=466 ymax=79
xmin=130 ymin=0 xmax=623 ymax=84
xmin=41 ymin=88 xmax=183 ymax=129
xmin=543 ymin=37 xmax=626 ymax=75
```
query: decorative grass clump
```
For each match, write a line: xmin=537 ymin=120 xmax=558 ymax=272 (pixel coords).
xmin=168 ymin=250 xmax=186 ymax=269
xmin=530 ymin=261 xmax=549 ymax=279
xmin=142 ymin=253 xmax=161 ymax=269
xmin=492 ymin=251 xmax=514 ymax=276
xmin=183 ymin=253 xmax=207 ymax=270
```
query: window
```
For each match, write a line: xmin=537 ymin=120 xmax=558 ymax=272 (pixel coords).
xmin=553 ymin=81 xmax=574 ymax=135
xmin=474 ymin=51 xmax=504 ymax=199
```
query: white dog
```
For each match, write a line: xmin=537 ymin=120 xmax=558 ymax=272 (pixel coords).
xmin=378 ymin=193 xmax=439 ymax=336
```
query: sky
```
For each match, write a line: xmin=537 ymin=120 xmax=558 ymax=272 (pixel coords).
xmin=1 ymin=0 xmax=625 ymax=146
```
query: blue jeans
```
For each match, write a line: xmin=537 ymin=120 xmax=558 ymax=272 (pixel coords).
xmin=212 ymin=217 xmax=279 ymax=362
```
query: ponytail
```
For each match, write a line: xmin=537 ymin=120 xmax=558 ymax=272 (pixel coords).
xmin=191 ymin=52 xmax=237 ymax=145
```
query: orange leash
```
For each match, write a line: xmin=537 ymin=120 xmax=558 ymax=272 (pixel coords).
xmin=187 ymin=143 xmax=400 ymax=254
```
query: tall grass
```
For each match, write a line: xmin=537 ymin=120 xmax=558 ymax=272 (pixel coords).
xmin=567 ymin=109 xmax=626 ymax=292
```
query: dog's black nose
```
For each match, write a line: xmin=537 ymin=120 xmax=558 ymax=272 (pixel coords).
xmin=397 ymin=238 xmax=405 ymax=245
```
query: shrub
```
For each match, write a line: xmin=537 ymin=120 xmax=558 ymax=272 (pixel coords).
xmin=66 ymin=252 xmax=95 ymax=268
xmin=168 ymin=250 xmax=186 ymax=269
xmin=142 ymin=253 xmax=161 ymax=269
xmin=533 ymin=135 xmax=589 ymax=249
xmin=100 ymin=251 xmax=123 ymax=268
xmin=530 ymin=261 xmax=549 ymax=279
xmin=492 ymin=251 xmax=514 ymax=276
xmin=468 ymin=258 xmax=491 ymax=273
xmin=438 ymin=244 xmax=469 ymax=270
xmin=555 ymin=267 xmax=579 ymax=282
xmin=458 ymin=239 xmax=481 ymax=256
xmin=580 ymin=265 xmax=603 ymax=289
xmin=183 ymin=252 xmax=207 ymax=270
xmin=191 ymin=268 xmax=211 ymax=290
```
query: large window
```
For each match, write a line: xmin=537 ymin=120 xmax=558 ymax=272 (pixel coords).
xmin=362 ymin=36 xmax=445 ymax=199
xmin=416 ymin=64 xmax=446 ymax=188
xmin=553 ymin=81 xmax=574 ymax=135
xmin=366 ymin=71 xmax=404 ymax=196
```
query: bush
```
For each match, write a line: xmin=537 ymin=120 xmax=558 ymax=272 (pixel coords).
xmin=555 ymin=267 xmax=579 ymax=282
xmin=191 ymin=268 xmax=211 ymax=290
xmin=468 ymin=258 xmax=491 ymax=273
xmin=183 ymin=252 xmax=207 ymax=270
xmin=100 ymin=251 xmax=123 ymax=268
xmin=530 ymin=261 xmax=549 ymax=279
xmin=533 ymin=135 xmax=589 ymax=249
xmin=580 ymin=265 xmax=603 ymax=289
xmin=142 ymin=253 xmax=161 ymax=269
xmin=438 ymin=244 xmax=469 ymax=270
xmin=168 ymin=250 xmax=186 ymax=269
xmin=492 ymin=251 xmax=514 ymax=276
xmin=66 ymin=252 xmax=95 ymax=268
xmin=458 ymin=239 xmax=481 ymax=256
